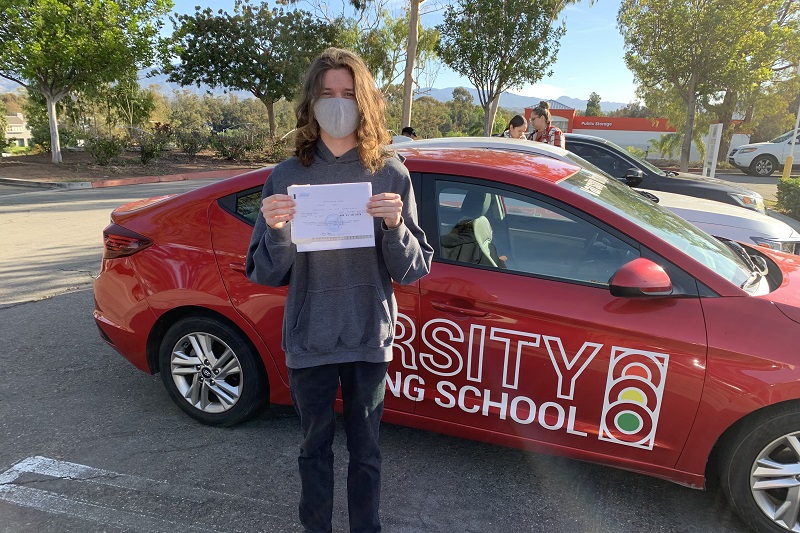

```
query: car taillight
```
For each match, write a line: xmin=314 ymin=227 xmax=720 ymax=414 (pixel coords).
xmin=103 ymin=223 xmax=153 ymax=259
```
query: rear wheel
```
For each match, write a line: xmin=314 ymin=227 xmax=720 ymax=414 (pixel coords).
xmin=720 ymin=405 xmax=800 ymax=532
xmin=749 ymin=155 xmax=778 ymax=177
xmin=159 ymin=316 xmax=267 ymax=426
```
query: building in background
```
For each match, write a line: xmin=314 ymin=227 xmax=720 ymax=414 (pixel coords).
xmin=4 ymin=113 xmax=32 ymax=148
xmin=524 ymin=101 xmax=750 ymax=162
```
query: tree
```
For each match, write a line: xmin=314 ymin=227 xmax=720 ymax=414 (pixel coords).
xmin=585 ymin=92 xmax=602 ymax=116
xmin=346 ymin=9 xmax=439 ymax=97
xmin=163 ymin=2 xmax=337 ymax=138
xmin=618 ymin=0 xmax=779 ymax=171
xmin=0 ymin=99 xmax=8 ymax=150
xmin=711 ymin=1 xmax=800 ymax=160
xmin=0 ymin=0 xmax=171 ymax=163
xmin=437 ymin=0 xmax=564 ymax=135
xmin=102 ymin=77 xmax=157 ymax=133
xmin=606 ymin=101 xmax=654 ymax=118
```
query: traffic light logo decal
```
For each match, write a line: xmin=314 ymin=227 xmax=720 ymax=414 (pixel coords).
xmin=599 ymin=347 xmax=669 ymax=450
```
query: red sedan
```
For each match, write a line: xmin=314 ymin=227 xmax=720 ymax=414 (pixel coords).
xmin=95 ymin=148 xmax=800 ymax=533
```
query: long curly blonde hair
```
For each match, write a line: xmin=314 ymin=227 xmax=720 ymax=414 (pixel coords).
xmin=294 ymin=48 xmax=391 ymax=173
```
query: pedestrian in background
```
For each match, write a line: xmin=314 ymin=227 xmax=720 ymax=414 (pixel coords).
xmin=529 ymin=101 xmax=565 ymax=148
xmin=501 ymin=114 xmax=529 ymax=139
xmin=401 ymin=126 xmax=419 ymax=140
xmin=245 ymin=47 xmax=432 ymax=533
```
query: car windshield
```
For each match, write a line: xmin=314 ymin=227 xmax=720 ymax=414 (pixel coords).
xmin=559 ymin=169 xmax=756 ymax=291
xmin=770 ymin=131 xmax=799 ymax=143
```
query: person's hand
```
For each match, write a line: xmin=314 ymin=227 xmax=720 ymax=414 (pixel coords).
xmin=367 ymin=193 xmax=403 ymax=229
xmin=261 ymin=194 xmax=295 ymax=229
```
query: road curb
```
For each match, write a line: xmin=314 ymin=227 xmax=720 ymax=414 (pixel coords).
xmin=0 ymin=168 xmax=262 ymax=190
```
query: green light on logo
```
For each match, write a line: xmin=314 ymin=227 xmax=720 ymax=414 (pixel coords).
xmin=616 ymin=412 xmax=641 ymax=433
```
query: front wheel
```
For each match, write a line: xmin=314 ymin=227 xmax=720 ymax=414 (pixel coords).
xmin=720 ymin=405 xmax=800 ymax=532
xmin=749 ymin=155 xmax=778 ymax=177
xmin=159 ymin=316 xmax=267 ymax=426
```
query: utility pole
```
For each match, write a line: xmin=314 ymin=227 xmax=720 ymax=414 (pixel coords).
xmin=781 ymin=59 xmax=800 ymax=180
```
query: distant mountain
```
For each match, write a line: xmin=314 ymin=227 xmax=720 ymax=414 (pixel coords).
xmin=418 ymin=87 xmax=627 ymax=114
xmin=0 ymin=78 xmax=23 ymax=94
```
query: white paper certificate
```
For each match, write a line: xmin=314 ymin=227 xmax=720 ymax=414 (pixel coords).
xmin=287 ymin=182 xmax=375 ymax=252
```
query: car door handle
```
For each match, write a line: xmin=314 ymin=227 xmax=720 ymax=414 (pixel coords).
xmin=229 ymin=262 xmax=247 ymax=274
xmin=431 ymin=301 xmax=488 ymax=317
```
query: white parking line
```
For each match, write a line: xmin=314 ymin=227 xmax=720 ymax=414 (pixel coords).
xmin=0 ymin=483 xmax=216 ymax=533
xmin=0 ymin=456 xmax=281 ymax=532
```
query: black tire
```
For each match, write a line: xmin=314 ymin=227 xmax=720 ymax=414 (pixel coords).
xmin=720 ymin=404 xmax=800 ymax=533
xmin=158 ymin=316 xmax=267 ymax=426
xmin=749 ymin=155 xmax=778 ymax=177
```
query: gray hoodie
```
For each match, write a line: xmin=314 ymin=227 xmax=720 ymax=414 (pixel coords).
xmin=246 ymin=142 xmax=433 ymax=369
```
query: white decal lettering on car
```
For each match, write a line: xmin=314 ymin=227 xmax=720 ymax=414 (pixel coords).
xmin=391 ymin=314 xmax=668 ymax=448
xmin=420 ymin=318 xmax=464 ymax=376
xmin=489 ymin=328 xmax=540 ymax=390
xmin=542 ymin=336 xmax=603 ymax=400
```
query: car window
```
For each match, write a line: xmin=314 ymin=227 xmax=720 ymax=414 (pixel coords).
xmin=236 ymin=191 xmax=261 ymax=224
xmin=770 ymin=131 xmax=800 ymax=143
xmin=573 ymin=138 xmax=668 ymax=176
xmin=218 ymin=187 xmax=263 ymax=225
xmin=436 ymin=180 xmax=640 ymax=285
xmin=569 ymin=144 xmax=628 ymax=179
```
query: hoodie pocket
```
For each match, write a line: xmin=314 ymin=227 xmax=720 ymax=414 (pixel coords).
xmin=290 ymin=284 xmax=393 ymax=353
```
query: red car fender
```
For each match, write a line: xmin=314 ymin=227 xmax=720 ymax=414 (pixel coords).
xmin=145 ymin=288 xmax=291 ymax=406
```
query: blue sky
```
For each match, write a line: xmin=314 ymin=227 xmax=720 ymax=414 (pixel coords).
xmin=169 ymin=0 xmax=638 ymax=105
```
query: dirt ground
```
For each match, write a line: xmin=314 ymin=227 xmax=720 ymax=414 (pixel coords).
xmin=0 ymin=149 xmax=266 ymax=183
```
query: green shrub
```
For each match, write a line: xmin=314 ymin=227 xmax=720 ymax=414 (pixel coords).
xmin=86 ymin=135 xmax=126 ymax=165
xmin=174 ymin=128 xmax=210 ymax=157
xmin=210 ymin=125 xmax=269 ymax=161
xmin=776 ymin=177 xmax=800 ymax=220
xmin=264 ymin=137 xmax=292 ymax=162
xmin=136 ymin=122 xmax=174 ymax=164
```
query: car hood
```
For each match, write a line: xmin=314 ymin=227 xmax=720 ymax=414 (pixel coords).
xmin=649 ymin=190 xmax=799 ymax=241
xmin=664 ymin=171 xmax=761 ymax=195
xmin=734 ymin=141 xmax=772 ymax=151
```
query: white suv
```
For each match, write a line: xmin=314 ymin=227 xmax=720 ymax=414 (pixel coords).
xmin=728 ymin=130 xmax=800 ymax=177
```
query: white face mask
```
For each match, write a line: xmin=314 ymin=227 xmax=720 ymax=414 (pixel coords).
xmin=313 ymin=97 xmax=360 ymax=139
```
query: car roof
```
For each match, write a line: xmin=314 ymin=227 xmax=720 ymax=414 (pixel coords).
xmin=564 ymin=133 xmax=611 ymax=145
xmin=395 ymin=146 xmax=582 ymax=184
xmin=410 ymin=136 xmax=572 ymax=156
xmin=406 ymin=136 xmax=614 ymax=179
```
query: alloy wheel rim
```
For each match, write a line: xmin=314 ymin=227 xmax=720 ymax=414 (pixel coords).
xmin=756 ymin=159 xmax=774 ymax=175
xmin=170 ymin=332 xmax=242 ymax=413
xmin=750 ymin=431 xmax=800 ymax=531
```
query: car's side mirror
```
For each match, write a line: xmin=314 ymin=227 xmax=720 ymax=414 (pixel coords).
xmin=623 ymin=168 xmax=644 ymax=187
xmin=609 ymin=257 xmax=673 ymax=297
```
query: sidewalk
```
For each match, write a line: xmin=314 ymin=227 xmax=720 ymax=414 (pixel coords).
xmin=0 ymin=168 xmax=256 ymax=190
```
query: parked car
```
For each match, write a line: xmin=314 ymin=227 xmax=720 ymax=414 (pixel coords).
xmin=409 ymin=137 xmax=799 ymax=253
xmin=728 ymin=130 xmax=800 ymax=177
xmin=96 ymin=148 xmax=800 ymax=533
xmin=638 ymin=189 xmax=800 ymax=254
xmin=564 ymin=133 xmax=766 ymax=214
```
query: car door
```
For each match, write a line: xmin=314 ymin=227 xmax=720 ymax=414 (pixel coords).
xmin=208 ymin=183 xmax=423 ymax=414
xmin=409 ymin=174 xmax=708 ymax=468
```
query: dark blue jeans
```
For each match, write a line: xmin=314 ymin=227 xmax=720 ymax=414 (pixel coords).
xmin=288 ymin=361 xmax=389 ymax=533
